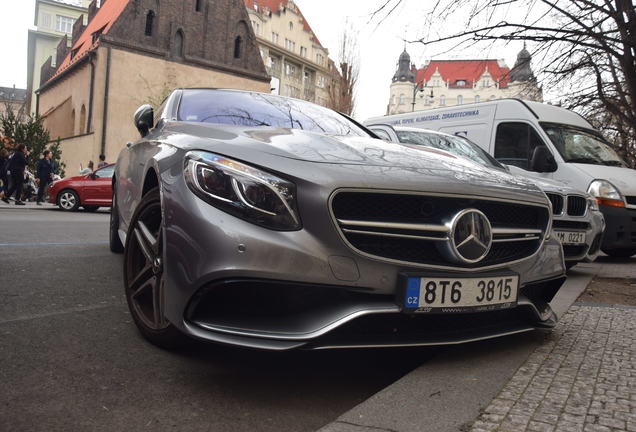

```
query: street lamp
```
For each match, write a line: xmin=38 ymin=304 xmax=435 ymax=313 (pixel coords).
xmin=411 ymin=80 xmax=434 ymax=112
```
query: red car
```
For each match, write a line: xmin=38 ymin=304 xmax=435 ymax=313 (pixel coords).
xmin=48 ymin=164 xmax=115 ymax=211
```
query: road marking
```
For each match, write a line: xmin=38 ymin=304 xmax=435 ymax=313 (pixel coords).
xmin=0 ymin=304 xmax=118 ymax=325
xmin=0 ymin=241 xmax=109 ymax=247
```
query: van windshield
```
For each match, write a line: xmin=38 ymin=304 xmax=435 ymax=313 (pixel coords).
xmin=541 ymin=123 xmax=625 ymax=167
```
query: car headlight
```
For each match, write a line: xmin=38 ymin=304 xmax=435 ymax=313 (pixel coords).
xmin=184 ymin=151 xmax=301 ymax=231
xmin=587 ymin=180 xmax=625 ymax=208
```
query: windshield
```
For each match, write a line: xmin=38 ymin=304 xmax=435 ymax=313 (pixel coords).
xmin=395 ymin=130 xmax=505 ymax=169
xmin=178 ymin=89 xmax=367 ymax=137
xmin=541 ymin=123 xmax=625 ymax=167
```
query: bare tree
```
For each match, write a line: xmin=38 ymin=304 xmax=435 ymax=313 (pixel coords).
xmin=328 ymin=23 xmax=360 ymax=115
xmin=371 ymin=0 xmax=636 ymax=167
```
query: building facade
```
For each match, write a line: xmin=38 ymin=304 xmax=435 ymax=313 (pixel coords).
xmin=243 ymin=0 xmax=339 ymax=108
xmin=0 ymin=86 xmax=28 ymax=121
xmin=37 ymin=0 xmax=270 ymax=174
xmin=387 ymin=45 xmax=542 ymax=115
xmin=27 ymin=0 xmax=91 ymax=116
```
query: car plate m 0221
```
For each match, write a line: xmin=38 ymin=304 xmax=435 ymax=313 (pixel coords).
xmin=400 ymin=273 xmax=519 ymax=313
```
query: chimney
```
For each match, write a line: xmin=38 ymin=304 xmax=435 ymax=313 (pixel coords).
xmin=88 ymin=0 xmax=99 ymax=23
xmin=72 ymin=14 xmax=86 ymax=46
xmin=56 ymin=35 xmax=69 ymax=68
xmin=40 ymin=57 xmax=56 ymax=87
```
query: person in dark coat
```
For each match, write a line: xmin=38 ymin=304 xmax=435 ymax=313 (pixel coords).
xmin=36 ymin=150 xmax=56 ymax=205
xmin=97 ymin=154 xmax=107 ymax=168
xmin=0 ymin=149 xmax=8 ymax=199
xmin=2 ymin=144 xmax=29 ymax=205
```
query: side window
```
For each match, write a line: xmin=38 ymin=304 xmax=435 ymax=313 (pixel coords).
xmin=370 ymin=128 xmax=391 ymax=141
xmin=494 ymin=122 xmax=545 ymax=170
xmin=94 ymin=165 xmax=115 ymax=179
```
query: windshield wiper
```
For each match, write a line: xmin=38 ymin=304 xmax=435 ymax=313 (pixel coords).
xmin=601 ymin=160 xmax=624 ymax=167
xmin=567 ymin=157 xmax=602 ymax=165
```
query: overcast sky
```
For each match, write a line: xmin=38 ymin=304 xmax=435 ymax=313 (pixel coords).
xmin=0 ymin=0 xmax=526 ymax=121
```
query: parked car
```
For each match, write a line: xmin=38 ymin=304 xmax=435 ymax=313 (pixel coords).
xmin=112 ymin=88 xmax=566 ymax=351
xmin=366 ymin=99 xmax=636 ymax=258
xmin=48 ymin=163 xmax=115 ymax=211
xmin=367 ymin=125 xmax=605 ymax=269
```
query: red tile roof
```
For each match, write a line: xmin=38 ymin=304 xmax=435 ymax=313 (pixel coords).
xmin=415 ymin=60 xmax=511 ymax=89
xmin=243 ymin=0 xmax=322 ymax=47
xmin=49 ymin=0 xmax=130 ymax=83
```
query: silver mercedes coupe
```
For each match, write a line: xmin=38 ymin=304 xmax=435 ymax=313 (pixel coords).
xmin=111 ymin=89 xmax=566 ymax=350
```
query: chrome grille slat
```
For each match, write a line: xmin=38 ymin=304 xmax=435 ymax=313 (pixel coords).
xmin=341 ymin=228 xmax=448 ymax=242
xmin=337 ymin=219 xmax=449 ymax=232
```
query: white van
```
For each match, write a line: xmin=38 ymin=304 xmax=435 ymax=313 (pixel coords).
xmin=365 ymin=99 xmax=636 ymax=257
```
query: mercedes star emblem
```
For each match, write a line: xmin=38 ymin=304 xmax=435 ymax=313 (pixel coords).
xmin=449 ymin=209 xmax=493 ymax=264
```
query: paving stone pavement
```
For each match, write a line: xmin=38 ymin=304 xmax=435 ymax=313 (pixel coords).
xmin=468 ymin=305 xmax=636 ymax=432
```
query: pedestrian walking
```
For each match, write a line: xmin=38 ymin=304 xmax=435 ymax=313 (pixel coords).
xmin=0 ymin=149 xmax=8 ymax=199
xmin=2 ymin=144 xmax=29 ymax=206
xmin=36 ymin=150 xmax=56 ymax=205
xmin=97 ymin=154 xmax=107 ymax=168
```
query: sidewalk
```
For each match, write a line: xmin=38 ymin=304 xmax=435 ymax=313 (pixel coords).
xmin=318 ymin=259 xmax=636 ymax=432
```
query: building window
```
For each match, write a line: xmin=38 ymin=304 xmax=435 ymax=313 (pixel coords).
xmin=316 ymin=53 xmax=324 ymax=66
xmin=145 ymin=11 xmax=155 ymax=36
xmin=483 ymin=79 xmax=490 ymax=87
xmin=56 ymin=15 xmax=75 ymax=34
xmin=40 ymin=12 xmax=52 ymax=28
xmin=289 ymin=21 xmax=293 ymax=30
xmin=440 ymin=95 xmax=446 ymax=105
xmin=80 ymin=105 xmax=86 ymax=134
xmin=71 ymin=109 xmax=76 ymax=135
xmin=234 ymin=36 xmax=242 ymax=59
xmin=456 ymin=80 xmax=467 ymax=86
xmin=285 ymin=38 xmax=295 ymax=52
xmin=300 ymin=46 xmax=307 ymax=58
xmin=271 ymin=32 xmax=279 ymax=44
xmin=475 ymin=95 xmax=480 ymax=103
xmin=317 ymin=75 xmax=325 ymax=88
xmin=174 ymin=30 xmax=184 ymax=57
xmin=457 ymin=95 xmax=463 ymax=105
xmin=285 ymin=63 xmax=296 ymax=76
xmin=399 ymin=94 xmax=405 ymax=105
xmin=195 ymin=0 xmax=202 ymax=12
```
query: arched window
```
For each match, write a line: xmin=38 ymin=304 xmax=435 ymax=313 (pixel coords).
xmin=145 ymin=11 xmax=155 ymax=36
xmin=71 ymin=109 xmax=76 ymax=136
xmin=234 ymin=36 xmax=243 ymax=59
xmin=439 ymin=95 xmax=446 ymax=105
xmin=289 ymin=21 xmax=293 ymax=30
xmin=457 ymin=95 xmax=463 ymax=105
xmin=475 ymin=95 xmax=481 ymax=103
xmin=399 ymin=94 xmax=405 ymax=105
xmin=195 ymin=0 xmax=202 ymax=12
xmin=174 ymin=30 xmax=184 ymax=57
xmin=79 ymin=105 xmax=86 ymax=134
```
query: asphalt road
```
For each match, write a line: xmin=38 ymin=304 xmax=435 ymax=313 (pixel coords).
xmin=0 ymin=205 xmax=437 ymax=432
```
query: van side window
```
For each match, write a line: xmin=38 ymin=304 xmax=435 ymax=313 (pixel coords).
xmin=494 ymin=122 xmax=545 ymax=170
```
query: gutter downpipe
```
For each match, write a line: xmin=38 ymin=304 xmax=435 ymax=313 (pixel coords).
xmin=87 ymin=52 xmax=96 ymax=133
xmin=100 ymin=47 xmax=112 ymax=156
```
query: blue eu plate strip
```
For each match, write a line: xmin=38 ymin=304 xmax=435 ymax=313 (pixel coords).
xmin=405 ymin=277 xmax=421 ymax=307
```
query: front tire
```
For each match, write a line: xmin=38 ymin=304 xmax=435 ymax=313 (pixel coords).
xmin=57 ymin=189 xmax=80 ymax=211
xmin=124 ymin=187 xmax=185 ymax=349
xmin=602 ymin=248 xmax=636 ymax=258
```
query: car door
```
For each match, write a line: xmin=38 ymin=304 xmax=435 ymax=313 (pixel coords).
xmin=83 ymin=165 xmax=115 ymax=205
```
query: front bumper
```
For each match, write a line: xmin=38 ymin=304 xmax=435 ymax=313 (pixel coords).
xmin=599 ymin=205 xmax=636 ymax=252
xmin=552 ymin=210 xmax=605 ymax=263
xmin=160 ymin=172 xmax=566 ymax=350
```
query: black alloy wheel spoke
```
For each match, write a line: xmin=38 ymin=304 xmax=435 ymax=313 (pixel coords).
xmin=129 ymin=264 xmax=155 ymax=298
xmin=134 ymin=220 xmax=158 ymax=263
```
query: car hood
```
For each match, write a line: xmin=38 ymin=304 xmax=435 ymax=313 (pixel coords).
xmin=159 ymin=122 xmax=546 ymax=201
xmin=570 ymin=163 xmax=636 ymax=195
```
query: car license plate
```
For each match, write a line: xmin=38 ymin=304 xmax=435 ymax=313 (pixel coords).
xmin=554 ymin=230 xmax=586 ymax=245
xmin=403 ymin=275 xmax=518 ymax=313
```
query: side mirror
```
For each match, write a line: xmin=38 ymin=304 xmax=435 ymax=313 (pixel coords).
xmin=134 ymin=104 xmax=154 ymax=137
xmin=530 ymin=146 xmax=557 ymax=173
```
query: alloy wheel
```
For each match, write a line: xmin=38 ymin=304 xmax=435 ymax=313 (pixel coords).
xmin=125 ymin=201 xmax=169 ymax=331
xmin=59 ymin=191 xmax=77 ymax=210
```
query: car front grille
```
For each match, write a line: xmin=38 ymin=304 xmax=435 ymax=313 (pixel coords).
xmin=563 ymin=245 xmax=587 ymax=258
xmin=626 ymin=196 xmax=636 ymax=206
xmin=331 ymin=191 xmax=551 ymax=270
xmin=567 ymin=196 xmax=587 ymax=216
xmin=546 ymin=193 xmax=564 ymax=215
xmin=552 ymin=220 xmax=590 ymax=230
